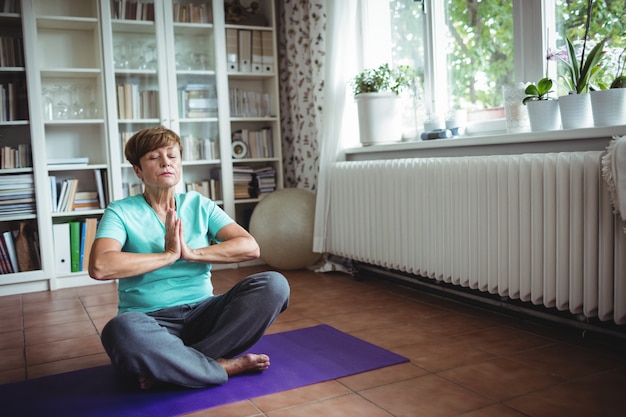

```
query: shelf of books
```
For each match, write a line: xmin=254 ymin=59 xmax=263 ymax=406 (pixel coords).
xmin=0 ymin=2 xmax=48 ymax=294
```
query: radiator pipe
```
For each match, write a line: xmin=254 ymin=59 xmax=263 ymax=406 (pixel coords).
xmin=355 ymin=262 xmax=626 ymax=342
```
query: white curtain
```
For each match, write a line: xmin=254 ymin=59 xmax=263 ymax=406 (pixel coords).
xmin=312 ymin=0 xmax=359 ymax=253
xmin=312 ymin=0 xmax=394 ymax=253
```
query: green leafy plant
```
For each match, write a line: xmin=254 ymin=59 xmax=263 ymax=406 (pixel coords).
xmin=559 ymin=36 xmax=606 ymax=94
xmin=350 ymin=63 xmax=415 ymax=97
xmin=522 ymin=77 xmax=556 ymax=104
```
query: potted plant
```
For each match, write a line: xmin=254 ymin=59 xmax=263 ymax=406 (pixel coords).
xmin=590 ymin=46 xmax=626 ymax=126
xmin=351 ymin=63 xmax=415 ymax=145
xmin=554 ymin=0 xmax=606 ymax=129
xmin=522 ymin=77 xmax=561 ymax=131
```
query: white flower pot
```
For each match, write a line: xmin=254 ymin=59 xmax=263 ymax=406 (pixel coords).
xmin=526 ymin=99 xmax=561 ymax=132
xmin=558 ymin=93 xmax=594 ymax=129
xmin=356 ymin=92 xmax=403 ymax=145
xmin=590 ymin=89 xmax=626 ymax=127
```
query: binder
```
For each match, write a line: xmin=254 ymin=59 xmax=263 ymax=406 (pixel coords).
xmin=82 ymin=218 xmax=98 ymax=271
xmin=261 ymin=31 xmax=274 ymax=72
xmin=53 ymin=223 xmax=71 ymax=275
xmin=238 ymin=29 xmax=252 ymax=72
xmin=251 ymin=30 xmax=263 ymax=73
xmin=226 ymin=28 xmax=239 ymax=72
xmin=69 ymin=221 xmax=81 ymax=272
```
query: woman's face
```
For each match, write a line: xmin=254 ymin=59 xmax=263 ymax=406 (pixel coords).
xmin=134 ymin=144 xmax=182 ymax=189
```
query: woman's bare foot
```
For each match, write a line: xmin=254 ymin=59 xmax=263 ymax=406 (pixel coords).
xmin=217 ymin=353 xmax=270 ymax=376
xmin=138 ymin=375 xmax=163 ymax=390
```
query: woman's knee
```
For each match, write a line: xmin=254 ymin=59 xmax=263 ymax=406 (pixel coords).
xmin=101 ymin=312 xmax=147 ymax=351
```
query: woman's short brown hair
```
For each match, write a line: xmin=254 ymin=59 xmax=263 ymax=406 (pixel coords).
xmin=124 ymin=126 xmax=183 ymax=167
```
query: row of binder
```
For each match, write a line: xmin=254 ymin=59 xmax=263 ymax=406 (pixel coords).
xmin=226 ymin=28 xmax=273 ymax=73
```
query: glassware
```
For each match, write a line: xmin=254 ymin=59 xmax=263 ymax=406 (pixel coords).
xmin=87 ymin=85 xmax=99 ymax=118
xmin=71 ymin=84 xmax=85 ymax=119
xmin=42 ymin=87 xmax=54 ymax=121
xmin=54 ymin=85 xmax=69 ymax=120
xmin=144 ymin=41 xmax=158 ymax=70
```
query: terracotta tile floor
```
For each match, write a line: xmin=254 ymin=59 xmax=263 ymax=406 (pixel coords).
xmin=1 ymin=265 xmax=626 ymax=417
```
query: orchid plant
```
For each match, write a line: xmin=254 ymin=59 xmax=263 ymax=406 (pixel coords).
xmin=550 ymin=0 xmax=606 ymax=94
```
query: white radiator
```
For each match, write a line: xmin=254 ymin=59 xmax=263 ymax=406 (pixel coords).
xmin=328 ymin=152 xmax=626 ymax=325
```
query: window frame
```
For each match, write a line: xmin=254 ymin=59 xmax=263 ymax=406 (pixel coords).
xmin=415 ymin=0 xmax=550 ymax=133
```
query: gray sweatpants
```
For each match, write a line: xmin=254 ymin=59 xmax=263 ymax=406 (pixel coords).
xmin=100 ymin=271 xmax=290 ymax=388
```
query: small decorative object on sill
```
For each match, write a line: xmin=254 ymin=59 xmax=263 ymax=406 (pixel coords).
xmin=503 ymin=83 xmax=531 ymax=133
xmin=224 ymin=0 xmax=267 ymax=26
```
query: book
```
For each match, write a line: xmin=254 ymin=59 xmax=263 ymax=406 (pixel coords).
xmin=261 ymin=30 xmax=274 ymax=72
xmin=53 ymin=223 xmax=71 ymax=275
xmin=47 ymin=157 xmax=89 ymax=166
xmin=13 ymin=221 xmax=41 ymax=272
xmin=2 ymin=230 xmax=18 ymax=273
xmin=238 ymin=29 xmax=251 ymax=72
xmin=226 ymin=28 xmax=239 ymax=71
xmin=94 ymin=169 xmax=106 ymax=209
xmin=0 ymin=233 xmax=12 ymax=274
xmin=81 ymin=218 xmax=98 ymax=271
xmin=252 ymin=30 xmax=263 ymax=72
xmin=69 ymin=221 xmax=81 ymax=272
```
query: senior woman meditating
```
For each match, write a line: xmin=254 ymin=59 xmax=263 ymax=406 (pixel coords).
xmin=89 ymin=126 xmax=290 ymax=389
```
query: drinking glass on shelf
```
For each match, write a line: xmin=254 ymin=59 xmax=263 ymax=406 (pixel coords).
xmin=71 ymin=84 xmax=85 ymax=119
xmin=87 ymin=85 xmax=99 ymax=118
xmin=114 ymin=41 xmax=129 ymax=69
xmin=42 ymin=87 xmax=54 ymax=121
xmin=144 ymin=41 xmax=158 ymax=70
xmin=54 ymin=85 xmax=69 ymax=120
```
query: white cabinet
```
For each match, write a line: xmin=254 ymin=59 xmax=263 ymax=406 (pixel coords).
xmin=223 ymin=0 xmax=283 ymax=230
xmin=0 ymin=0 xmax=282 ymax=295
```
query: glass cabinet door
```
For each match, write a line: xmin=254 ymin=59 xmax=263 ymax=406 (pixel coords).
xmin=102 ymin=0 xmax=221 ymax=203
xmin=169 ymin=0 xmax=223 ymax=203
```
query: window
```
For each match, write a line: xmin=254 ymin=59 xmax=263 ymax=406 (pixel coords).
xmin=381 ymin=0 xmax=625 ymax=134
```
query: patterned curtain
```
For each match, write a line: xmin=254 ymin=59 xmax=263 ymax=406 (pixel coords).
xmin=276 ymin=0 xmax=327 ymax=190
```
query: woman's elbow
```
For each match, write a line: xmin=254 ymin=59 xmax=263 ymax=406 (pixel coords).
xmin=88 ymin=259 xmax=112 ymax=281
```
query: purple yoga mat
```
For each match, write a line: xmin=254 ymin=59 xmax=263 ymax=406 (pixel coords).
xmin=0 ymin=325 xmax=408 ymax=417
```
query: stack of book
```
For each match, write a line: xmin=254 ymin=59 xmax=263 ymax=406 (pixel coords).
xmin=0 ymin=173 xmax=35 ymax=216
xmin=233 ymin=165 xmax=254 ymax=199
xmin=253 ymin=166 xmax=277 ymax=196
xmin=179 ymin=84 xmax=217 ymax=119
xmin=50 ymin=169 xmax=106 ymax=212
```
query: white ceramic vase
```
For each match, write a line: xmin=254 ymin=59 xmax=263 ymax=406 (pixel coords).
xmin=590 ymin=89 xmax=626 ymax=127
xmin=558 ymin=93 xmax=594 ymax=129
xmin=526 ymin=99 xmax=561 ymax=132
xmin=355 ymin=92 xmax=403 ymax=145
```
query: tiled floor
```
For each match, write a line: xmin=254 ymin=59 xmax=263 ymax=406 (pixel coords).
xmin=1 ymin=265 xmax=626 ymax=416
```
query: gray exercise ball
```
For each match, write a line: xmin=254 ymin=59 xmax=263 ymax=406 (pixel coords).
xmin=249 ymin=188 xmax=321 ymax=270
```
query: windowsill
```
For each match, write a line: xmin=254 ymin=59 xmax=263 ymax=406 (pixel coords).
xmin=344 ymin=125 xmax=626 ymax=161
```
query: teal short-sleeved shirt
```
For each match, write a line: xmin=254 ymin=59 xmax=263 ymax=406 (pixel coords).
xmin=95 ymin=191 xmax=234 ymax=314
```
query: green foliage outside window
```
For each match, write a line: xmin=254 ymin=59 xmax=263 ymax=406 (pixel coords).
xmin=389 ymin=0 xmax=625 ymax=112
